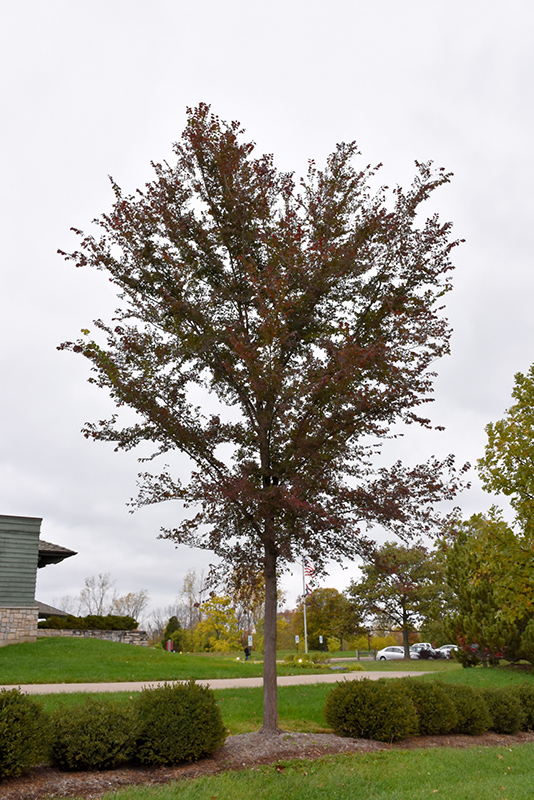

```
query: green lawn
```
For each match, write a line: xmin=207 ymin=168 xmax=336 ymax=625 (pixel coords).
xmin=0 ymin=638 xmax=455 ymax=685
xmin=101 ymin=745 xmax=534 ymax=800
xmin=34 ymin=683 xmax=334 ymax=733
xmin=0 ymin=638 xmax=346 ymax=684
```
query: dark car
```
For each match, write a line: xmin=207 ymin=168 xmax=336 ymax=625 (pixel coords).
xmin=409 ymin=642 xmax=440 ymax=660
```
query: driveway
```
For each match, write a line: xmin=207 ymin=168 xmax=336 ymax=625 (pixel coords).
xmin=4 ymin=670 xmax=428 ymax=694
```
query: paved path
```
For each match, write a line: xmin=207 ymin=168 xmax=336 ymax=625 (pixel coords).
xmin=3 ymin=671 xmax=427 ymax=695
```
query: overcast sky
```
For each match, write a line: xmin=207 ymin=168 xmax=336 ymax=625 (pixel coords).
xmin=1 ymin=1 xmax=533 ymax=623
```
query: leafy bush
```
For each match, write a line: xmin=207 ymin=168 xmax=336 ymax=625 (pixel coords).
xmin=449 ymin=684 xmax=491 ymax=735
xmin=0 ymin=689 xmax=50 ymax=779
xmin=480 ymin=687 xmax=525 ymax=734
xmin=514 ymin=684 xmax=534 ymax=730
xmin=400 ymin=679 xmax=457 ymax=735
xmin=135 ymin=681 xmax=226 ymax=765
xmin=327 ymin=637 xmax=341 ymax=653
xmin=325 ymin=679 xmax=417 ymax=742
xmin=39 ymin=614 xmax=138 ymax=630
xmin=452 ymin=647 xmax=481 ymax=668
xmin=283 ymin=652 xmax=330 ymax=668
xmin=309 ymin=651 xmax=329 ymax=664
xmin=50 ymin=697 xmax=136 ymax=770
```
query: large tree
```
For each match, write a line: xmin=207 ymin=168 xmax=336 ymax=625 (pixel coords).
xmin=443 ymin=509 xmax=534 ymax=665
xmin=60 ymin=104 xmax=464 ymax=733
xmin=477 ymin=364 xmax=534 ymax=536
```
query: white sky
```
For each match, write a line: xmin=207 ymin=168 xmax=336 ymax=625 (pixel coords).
xmin=1 ymin=1 xmax=533 ymax=622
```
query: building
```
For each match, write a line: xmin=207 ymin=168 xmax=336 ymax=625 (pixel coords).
xmin=0 ymin=514 xmax=76 ymax=646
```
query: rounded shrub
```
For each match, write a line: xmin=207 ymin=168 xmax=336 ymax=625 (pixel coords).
xmin=135 ymin=681 xmax=226 ymax=765
xmin=50 ymin=697 xmax=136 ymax=771
xmin=400 ymin=679 xmax=457 ymax=736
xmin=480 ymin=687 xmax=525 ymax=734
xmin=0 ymin=688 xmax=50 ymax=779
xmin=324 ymin=678 xmax=417 ymax=742
xmin=514 ymin=684 xmax=534 ymax=730
xmin=449 ymin=684 xmax=491 ymax=735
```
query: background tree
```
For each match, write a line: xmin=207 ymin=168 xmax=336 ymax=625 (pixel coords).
xmin=181 ymin=570 xmax=206 ymax=632
xmin=111 ymin=589 xmax=150 ymax=622
xmin=292 ymin=588 xmax=362 ymax=651
xmin=347 ymin=542 xmax=448 ymax=656
xmin=78 ymin=574 xmax=115 ymax=616
xmin=195 ymin=596 xmax=241 ymax=652
xmin=477 ymin=364 xmax=534 ymax=536
xmin=60 ymin=103 xmax=464 ymax=732
xmin=444 ymin=508 xmax=534 ymax=665
xmin=225 ymin=566 xmax=266 ymax=637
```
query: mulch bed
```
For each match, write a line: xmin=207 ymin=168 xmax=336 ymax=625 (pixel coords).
xmin=3 ymin=730 xmax=534 ymax=800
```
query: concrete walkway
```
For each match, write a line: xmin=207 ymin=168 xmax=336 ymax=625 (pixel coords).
xmin=3 ymin=671 xmax=427 ymax=695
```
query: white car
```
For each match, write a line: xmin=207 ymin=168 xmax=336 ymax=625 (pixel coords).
xmin=376 ymin=645 xmax=405 ymax=661
xmin=436 ymin=644 xmax=458 ymax=659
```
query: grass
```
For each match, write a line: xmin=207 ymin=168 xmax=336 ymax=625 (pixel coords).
xmin=32 ymin=683 xmax=333 ymax=733
xmin=363 ymin=658 xmax=459 ymax=673
xmin=0 ymin=639 xmax=370 ymax=685
xmin=97 ymin=744 xmax=534 ymax=800
xmin=0 ymin=638 xmax=338 ymax=684
xmin=0 ymin=639 xmax=264 ymax=683
xmin=30 ymin=663 xmax=534 ymax=735
xmin=421 ymin=662 xmax=534 ymax=689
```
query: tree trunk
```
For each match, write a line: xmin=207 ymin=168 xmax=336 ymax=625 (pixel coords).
xmin=402 ymin=603 xmax=411 ymax=658
xmin=261 ymin=539 xmax=279 ymax=734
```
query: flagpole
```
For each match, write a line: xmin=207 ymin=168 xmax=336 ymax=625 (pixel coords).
xmin=302 ymin=561 xmax=308 ymax=654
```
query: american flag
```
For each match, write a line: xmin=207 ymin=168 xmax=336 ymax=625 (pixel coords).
xmin=304 ymin=560 xmax=315 ymax=577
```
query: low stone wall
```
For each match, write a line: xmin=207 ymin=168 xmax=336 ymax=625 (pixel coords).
xmin=37 ymin=628 xmax=148 ymax=646
xmin=0 ymin=606 xmax=39 ymax=646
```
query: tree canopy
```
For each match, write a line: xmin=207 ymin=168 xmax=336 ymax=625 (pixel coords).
xmin=60 ymin=103 xmax=464 ymax=732
xmin=293 ymin=587 xmax=362 ymax=651
xmin=347 ymin=541 xmax=448 ymax=656
xmin=477 ymin=363 xmax=534 ymax=536
xmin=443 ymin=508 xmax=534 ymax=665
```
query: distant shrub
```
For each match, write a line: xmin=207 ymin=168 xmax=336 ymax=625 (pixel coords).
xmin=283 ymin=652 xmax=329 ymax=668
xmin=327 ymin=637 xmax=341 ymax=653
xmin=450 ymin=684 xmax=491 ymax=735
xmin=480 ymin=687 xmax=525 ymax=734
xmin=50 ymin=698 xmax=136 ymax=771
xmin=325 ymin=678 xmax=417 ymax=742
xmin=135 ymin=681 xmax=226 ymax=765
xmin=39 ymin=614 xmax=137 ymax=631
xmin=0 ymin=689 xmax=50 ymax=779
xmin=400 ymin=679 xmax=457 ymax=736
xmin=309 ymin=651 xmax=329 ymax=664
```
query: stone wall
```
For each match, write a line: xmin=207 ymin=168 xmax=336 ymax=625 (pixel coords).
xmin=0 ymin=606 xmax=39 ymax=646
xmin=37 ymin=628 xmax=148 ymax=646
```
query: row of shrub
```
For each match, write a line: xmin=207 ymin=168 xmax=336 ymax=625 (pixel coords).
xmin=0 ymin=681 xmax=226 ymax=780
xmin=38 ymin=614 xmax=138 ymax=631
xmin=325 ymin=677 xmax=534 ymax=742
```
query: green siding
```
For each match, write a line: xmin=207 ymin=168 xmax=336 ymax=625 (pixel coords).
xmin=0 ymin=515 xmax=41 ymax=607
